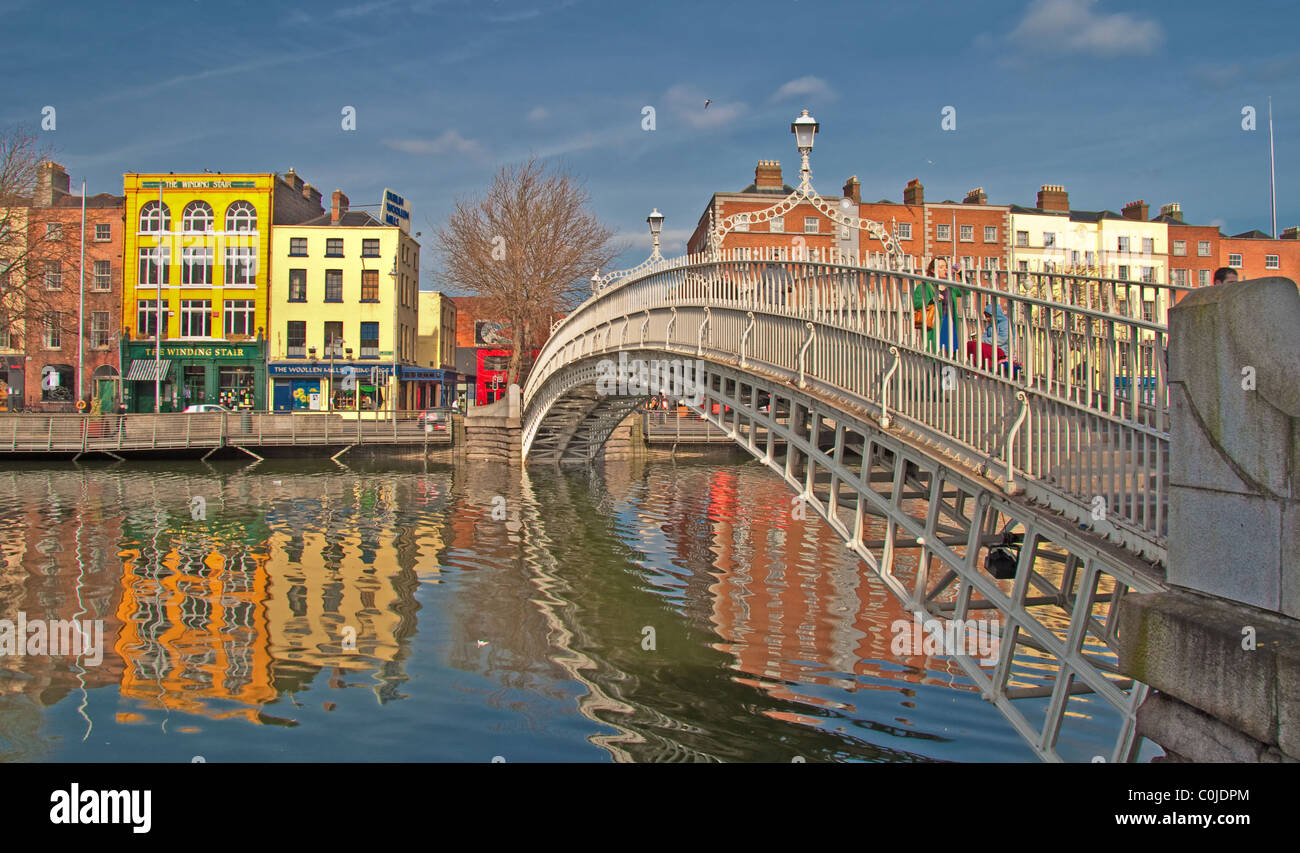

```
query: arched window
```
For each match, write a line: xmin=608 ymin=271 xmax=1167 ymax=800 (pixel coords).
xmin=225 ymin=201 xmax=257 ymax=232
xmin=139 ymin=201 xmax=171 ymax=233
xmin=182 ymin=200 xmax=214 ymax=233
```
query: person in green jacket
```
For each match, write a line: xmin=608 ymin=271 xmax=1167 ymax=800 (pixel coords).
xmin=913 ymin=256 xmax=965 ymax=353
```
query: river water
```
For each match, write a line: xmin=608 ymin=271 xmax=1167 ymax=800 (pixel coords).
xmin=0 ymin=453 xmax=1109 ymax=762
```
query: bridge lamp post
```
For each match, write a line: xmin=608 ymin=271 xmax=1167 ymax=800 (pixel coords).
xmin=647 ymin=208 xmax=664 ymax=261
xmin=791 ymin=109 xmax=819 ymax=191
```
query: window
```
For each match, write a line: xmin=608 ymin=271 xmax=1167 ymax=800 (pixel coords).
xmin=137 ymin=300 xmax=162 ymax=336
xmin=361 ymin=269 xmax=379 ymax=302
xmin=897 ymin=223 xmax=912 ymax=240
xmin=324 ymin=321 xmax=344 ymax=355
xmin=91 ymin=311 xmax=109 ymax=349
xmin=224 ymin=246 xmax=257 ymax=286
xmin=1142 ymin=237 xmax=1154 ymax=254
xmin=1199 ymin=269 xmax=1210 ymax=287
xmin=1172 ymin=240 xmax=1186 ymax=256
xmin=982 ymin=256 xmax=998 ymax=270
xmin=1266 ymin=254 xmax=1280 ymax=269
xmin=1172 ymin=269 xmax=1187 ymax=286
xmin=289 ymin=237 xmax=307 ymax=257
xmin=182 ymin=201 xmax=214 ymax=233
xmin=1197 ymin=240 xmax=1211 ymax=257
xmin=362 ymin=239 xmax=380 ymax=257
xmin=803 ymin=217 xmax=818 ymax=234
xmin=1042 ymin=232 xmax=1055 ymax=248
xmin=288 ymin=269 xmax=307 ymax=302
xmin=1015 ymin=230 xmax=1028 ymax=247
xmin=93 ymin=260 xmax=111 ymax=291
xmin=1141 ymin=300 xmax=1154 ymax=322
xmin=1117 ymin=236 xmax=1130 ymax=252
xmin=1141 ymin=266 xmax=1156 ymax=283
xmin=180 ymin=300 xmax=212 ymax=337
xmin=1118 ymin=265 xmax=1129 ymax=280
xmin=770 ymin=215 xmax=784 ymax=232
xmin=959 ymin=224 xmax=973 ymax=242
xmin=138 ymin=201 xmax=170 ymax=233
xmin=225 ymin=201 xmax=257 ymax=232
xmin=935 ymin=224 xmax=951 ymax=241
xmin=40 ymin=364 xmax=72 ymax=401
xmin=1229 ymin=254 xmax=1242 ymax=268
xmin=181 ymin=246 xmax=214 ymax=286
xmin=325 ymin=269 xmax=343 ymax=302
xmin=984 ymin=225 xmax=997 ymax=242
xmin=46 ymin=222 xmax=62 ymax=240
xmin=1071 ymin=250 xmax=1079 ymax=265
xmin=224 ymin=299 xmax=255 ymax=337
xmin=138 ymin=246 xmax=170 ymax=285
xmin=325 ymin=238 xmax=344 ymax=257
xmin=42 ymin=312 xmax=61 ymax=349
xmin=94 ymin=223 xmax=110 ymax=242
xmin=360 ymin=321 xmax=379 ymax=358
xmin=286 ymin=321 xmax=306 ymax=357
xmin=1085 ymin=250 xmax=1096 ymax=266
xmin=44 ymin=261 xmax=62 ymax=290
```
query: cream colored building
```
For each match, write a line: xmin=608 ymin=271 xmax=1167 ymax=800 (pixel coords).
xmin=413 ymin=291 xmax=457 ymax=408
xmin=266 ymin=189 xmax=420 ymax=414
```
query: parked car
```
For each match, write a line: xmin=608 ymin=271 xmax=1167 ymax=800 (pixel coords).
xmin=419 ymin=409 xmax=452 ymax=431
xmin=182 ymin=404 xmax=231 ymax=414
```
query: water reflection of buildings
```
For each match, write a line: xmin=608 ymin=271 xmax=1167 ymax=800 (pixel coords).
xmin=0 ymin=471 xmax=128 ymax=759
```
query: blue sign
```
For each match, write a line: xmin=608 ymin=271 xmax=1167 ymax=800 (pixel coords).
xmin=381 ymin=188 xmax=411 ymax=234
xmin=269 ymin=362 xmax=395 ymax=379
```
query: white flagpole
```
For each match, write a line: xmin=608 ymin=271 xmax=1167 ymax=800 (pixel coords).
xmin=1269 ymin=96 xmax=1277 ymax=238
xmin=78 ymin=180 xmax=86 ymax=404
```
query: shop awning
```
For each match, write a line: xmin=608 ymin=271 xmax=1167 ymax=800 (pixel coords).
xmin=125 ymin=359 xmax=171 ymax=382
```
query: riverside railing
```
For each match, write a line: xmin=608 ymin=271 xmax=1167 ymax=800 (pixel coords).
xmin=0 ymin=410 xmax=452 ymax=454
xmin=525 ymin=249 xmax=1186 ymax=561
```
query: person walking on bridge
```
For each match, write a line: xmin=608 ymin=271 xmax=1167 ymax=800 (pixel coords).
xmin=914 ymin=256 xmax=965 ymax=353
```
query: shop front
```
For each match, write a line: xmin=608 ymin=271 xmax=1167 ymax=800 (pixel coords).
xmin=268 ymin=362 xmax=397 ymax=417
xmin=1 ymin=361 xmax=24 ymax=411
xmin=400 ymin=366 xmax=458 ymax=410
xmin=122 ymin=340 xmax=266 ymax=413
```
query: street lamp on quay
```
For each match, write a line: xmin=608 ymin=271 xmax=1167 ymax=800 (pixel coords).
xmin=707 ymin=109 xmax=904 ymax=267
xmin=591 ymin=208 xmax=669 ymax=294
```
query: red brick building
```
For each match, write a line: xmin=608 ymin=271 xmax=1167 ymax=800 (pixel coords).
xmin=686 ymin=162 xmax=1010 ymax=283
xmin=10 ymin=163 xmax=125 ymax=412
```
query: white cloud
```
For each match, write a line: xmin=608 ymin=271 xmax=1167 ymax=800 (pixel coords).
xmin=1007 ymin=0 xmax=1162 ymax=56
xmin=527 ymin=106 xmax=549 ymax=122
xmin=663 ymin=84 xmax=745 ymax=130
xmin=384 ymin=131 xmax=485 ymax=157
xmin=770 ymin=76 xmax=835 ymax=102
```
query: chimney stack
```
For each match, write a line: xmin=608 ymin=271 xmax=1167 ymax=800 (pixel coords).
xmin=331 ymin=190 xmax=349 ymax=223
xmin=1159 ymin=202 xmax=1183 ymax=223
xmin=1037 ymin=184 xmax=1069 ymax=212
xmin=35 ymin=161 xmax=70 ymax=207
xmin=1122 ymin=199 xmax=1150 ymax=221
xmin=963 ymin=186 xmax=987 ymax=205
xmin=283 ymin=168 xmax=304 ymax=193
xmin=302 ymin=182 xmax=322 ymax=212
xmin=1280 ymin=226 xmax=1300 ymax=240
xmin=754 ymin=160 xmax=783 ymax=190
xmin=903 ymin=178 xmax=924 ymax=206
xmin=842 ymin=175 xmax=861 ymax=204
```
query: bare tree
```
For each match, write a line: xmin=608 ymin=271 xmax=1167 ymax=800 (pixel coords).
xmin=435 ymin=158 xmax=620 ymax=386
xmin=0 ymin=127 xmax=81 ymax=354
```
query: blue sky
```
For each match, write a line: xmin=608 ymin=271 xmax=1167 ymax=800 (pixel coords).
xmin=3 ymin=0 xmax=1296 ymax=282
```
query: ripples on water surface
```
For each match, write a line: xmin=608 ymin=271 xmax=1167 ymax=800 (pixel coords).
xmin=0 ymin=454 xmax=1114 ymax=762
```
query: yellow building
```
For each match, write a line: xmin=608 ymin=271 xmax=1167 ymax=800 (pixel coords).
xmin=414 ymin=291 xmax=458 ymax=408
xmin=267 ymin=189 xmax=420 ymax=414
xmin=119 ymin=171 xmax=322 ymax=412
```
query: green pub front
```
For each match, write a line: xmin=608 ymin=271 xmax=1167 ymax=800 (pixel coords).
xmin=122 ymin=340 xmax=266 ymax=413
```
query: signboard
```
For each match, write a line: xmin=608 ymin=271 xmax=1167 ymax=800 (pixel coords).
xmin=475 ymin=320 xmax=511 ymax=347
xmin=141 ymin=180 xmax=257 ymax=189
xmin=381 ymin=188 xmax=411 ymax=234
xmin=268 ymin=363 xmax=396 ymax=379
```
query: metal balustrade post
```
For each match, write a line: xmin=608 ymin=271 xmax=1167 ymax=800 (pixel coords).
xmin=880 ymin=345 xmax=901 ymax=429
xmin=697 ymin=306 xmax=710 ymax=356
xmin=740 ymin=311 xmax=755 ymax=368
xmin=797 ymin=322 xmax=815 ymax=389
xmin=1004 ymin=391 xmax=1029 ymax=494
xmin=666 ymin=306 xmax=677 ymax=351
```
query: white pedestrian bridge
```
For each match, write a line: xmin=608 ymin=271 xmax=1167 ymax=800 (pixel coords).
xmin=521 ymin=248 xmax=1182 ymax=761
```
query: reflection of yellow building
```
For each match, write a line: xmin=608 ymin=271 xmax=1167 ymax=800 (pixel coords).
xmin=262 ymin=529 xmax=418 ymax=677
xmin=114 ymin=544 xmax=276 ymax=723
